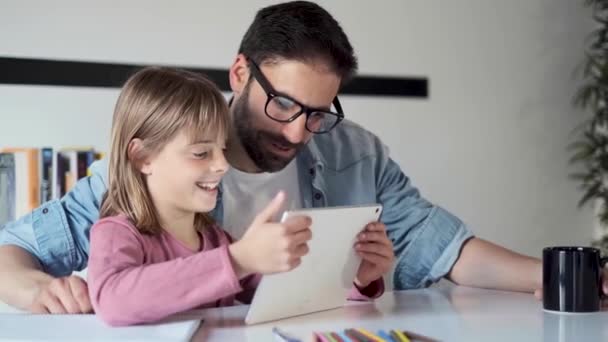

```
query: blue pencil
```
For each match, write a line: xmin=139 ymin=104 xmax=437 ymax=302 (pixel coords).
xmin=377 ymin=330 xmax=394 ymax=341
xmin=337 ymin=331 xmax=354 ymax=342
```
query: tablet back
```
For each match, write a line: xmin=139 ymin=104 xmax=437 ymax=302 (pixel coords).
xmin=245 ymin=204 xmax=383 ymax=325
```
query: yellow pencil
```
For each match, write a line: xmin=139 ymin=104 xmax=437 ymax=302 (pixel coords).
xmin=355 ymin=328 xmax=386 ymax=342
xmin=390 ymin=330 xmax=411 ymax=342
xmin=324 ymin=332 xmax=338 ymax=342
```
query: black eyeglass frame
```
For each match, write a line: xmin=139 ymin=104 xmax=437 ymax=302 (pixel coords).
xmin=247 ymin=58 xmax=345 ymax=134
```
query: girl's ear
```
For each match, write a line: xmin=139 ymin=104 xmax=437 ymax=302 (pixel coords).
xmin=128 ymin=138 xmax=152 ymax=175
xmin=229 ymin=54 xmax=251 ymax=97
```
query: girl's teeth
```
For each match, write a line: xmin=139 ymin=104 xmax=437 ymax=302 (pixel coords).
xmin=199 ymin=183 xmax=217 ymax=190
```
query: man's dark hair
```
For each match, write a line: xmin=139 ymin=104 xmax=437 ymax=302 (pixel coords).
xmin=238 ymin=1 xmax=358 ymax=82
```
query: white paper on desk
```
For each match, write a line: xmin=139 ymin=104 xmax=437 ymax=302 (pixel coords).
xmin=0 ymin=313 xmax=201 ymax=341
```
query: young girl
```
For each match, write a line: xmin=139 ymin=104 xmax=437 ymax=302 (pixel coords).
xmin=88 ymin=67 xmax=388 ymax=327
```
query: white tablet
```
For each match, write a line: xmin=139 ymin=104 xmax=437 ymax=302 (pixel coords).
xmin=244 ymin=204 xmax=383 ymax=325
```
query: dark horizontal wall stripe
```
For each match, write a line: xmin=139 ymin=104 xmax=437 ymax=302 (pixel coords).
xmin=341 ymin=75 xmax=427 ymax=97
xmin=0 ymin=57 xmax=428 ymax=98
xmin=0 ymin=57 xmax=231 ymax=91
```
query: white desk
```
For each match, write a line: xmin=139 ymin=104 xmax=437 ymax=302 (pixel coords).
xmin=0 ymin=300 xmax=22 ymax=314
xmin=2 ymin=285 xmax=608 ymax=341
xmin=190 ymin=284 xmax=608 ymax=341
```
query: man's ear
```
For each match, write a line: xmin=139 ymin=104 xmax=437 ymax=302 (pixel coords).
xmin=229 ymin=54 xmax=251 ymax=96
xmin=128 ymin=138 xmax=152 ymax=175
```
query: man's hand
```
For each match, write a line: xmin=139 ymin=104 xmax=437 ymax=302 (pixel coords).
xmin=29 ymin=275 xmax=93 ymax=314
xmin=0 ymin=245 xmax=91 ymax=313
xmin=354 ymin=222 xmax=394 ymax=288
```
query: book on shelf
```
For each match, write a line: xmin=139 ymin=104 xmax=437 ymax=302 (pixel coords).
xmin=1 ymin=148 xmax=40 ymax=217
xmin=0 ymin=153 xmax=16 ymax=225
xmin=0 ymin=147 xmax=103 ymax=226
xmin=40 ymin=147 xmax=53 ymax=204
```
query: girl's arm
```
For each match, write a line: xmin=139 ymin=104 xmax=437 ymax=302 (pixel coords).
xmin=348 ymin=278 xmax=385 ymax=301
xmin=217 ymin=229 xmax=260 ymax=304
xmin=88 ymin=219 xmax=244 ymax=326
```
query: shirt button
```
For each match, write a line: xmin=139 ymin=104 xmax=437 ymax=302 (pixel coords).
xmin=314 ymin=193 xmax=322 ymax=201
xmin=42 ymin=208 xmax=48 ymax=214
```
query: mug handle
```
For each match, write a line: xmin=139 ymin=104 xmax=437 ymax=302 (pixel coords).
xmin=601 ymin=257 xmax=608 ymax=299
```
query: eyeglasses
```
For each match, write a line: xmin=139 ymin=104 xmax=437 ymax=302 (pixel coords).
xmin=247 ymin=58 xmax=344 ymax=134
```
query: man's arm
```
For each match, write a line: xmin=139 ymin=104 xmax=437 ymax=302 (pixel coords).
xmin=373 ymin=142 xmax=543 ymax=292
xmin=374 ymin=152 xmax=474 ymax=290
xmin=0 ymin=245 xmax=92 ymax=313
xmin=449 ymin=238 xmax=608 ymax=299
xmin=448 ymin=237 xmax=542 ymax=292
xmin=0 ymin=159 xmax=108 ymax=312
xmin=0 ymin=245 xmax=51 ymax=309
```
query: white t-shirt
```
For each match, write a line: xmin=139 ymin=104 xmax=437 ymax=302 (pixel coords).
xmin=221 ymin=160 xmax=302 ymax=239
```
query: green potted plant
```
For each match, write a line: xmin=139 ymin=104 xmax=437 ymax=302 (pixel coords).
xmin=570 ymin=0 xmax=608 ymax=254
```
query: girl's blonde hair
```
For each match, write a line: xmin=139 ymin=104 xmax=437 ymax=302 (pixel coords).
xmin=100 ymin=67 xmax=230 ymax=235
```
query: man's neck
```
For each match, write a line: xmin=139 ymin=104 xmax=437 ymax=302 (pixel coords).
xmin=225 ymin=125 xmax=261 ymax=174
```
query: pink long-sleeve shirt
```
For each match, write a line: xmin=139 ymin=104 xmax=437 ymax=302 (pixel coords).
xmin=88 ymin=215 xmax=384 ymax=326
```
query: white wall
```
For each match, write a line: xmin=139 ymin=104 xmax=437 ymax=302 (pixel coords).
xmin=0 ymin=0 xmax=594 ymax=257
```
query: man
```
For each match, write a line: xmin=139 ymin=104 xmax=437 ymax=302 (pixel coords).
xmin=0 ymin=1 xmax=561 ymax=314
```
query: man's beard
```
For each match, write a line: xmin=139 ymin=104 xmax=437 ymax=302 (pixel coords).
xmin=232 ymin=89 xmax=304 ymax=173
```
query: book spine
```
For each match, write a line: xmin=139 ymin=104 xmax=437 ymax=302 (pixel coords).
xmin=55 ymin=152 xmax=67 ymax=198
xmin=86 ymin=151 xmax=95 ymax=176
xmin=27 ymin=149 xmax=40 ymax=210
xmin=77 ymin=151 xmax=88 ymax=180
xmin=40 ymin=147 xmax=53 ymax=203
xmin=0 ymin=153 xmax=16 ymax=225
xmin=51 ymin=150 xmax=58 ymax=199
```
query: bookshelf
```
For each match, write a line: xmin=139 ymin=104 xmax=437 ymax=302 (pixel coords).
xmin=0 ymin=147 xmax=104 ymax=226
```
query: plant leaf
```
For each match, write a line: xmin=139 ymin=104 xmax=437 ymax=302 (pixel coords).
xmin=578 ymin=182 xmax=602 ymax=208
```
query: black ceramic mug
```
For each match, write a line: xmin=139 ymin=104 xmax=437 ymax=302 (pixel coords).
xmin=543 ymin=246 xmax=607 ymax=313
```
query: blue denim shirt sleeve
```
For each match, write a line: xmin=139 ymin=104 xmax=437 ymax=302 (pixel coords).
xmin=0 ymin=160 xmax=107 ymax=276
xmin=377 ymin=155 xmax=474 ymax=289
xmin=303 ymin=120 xmax=475 ymax=290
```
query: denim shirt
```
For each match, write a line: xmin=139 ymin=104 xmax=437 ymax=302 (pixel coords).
xmin=0 ymin=120 xmax=473 ymax=289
